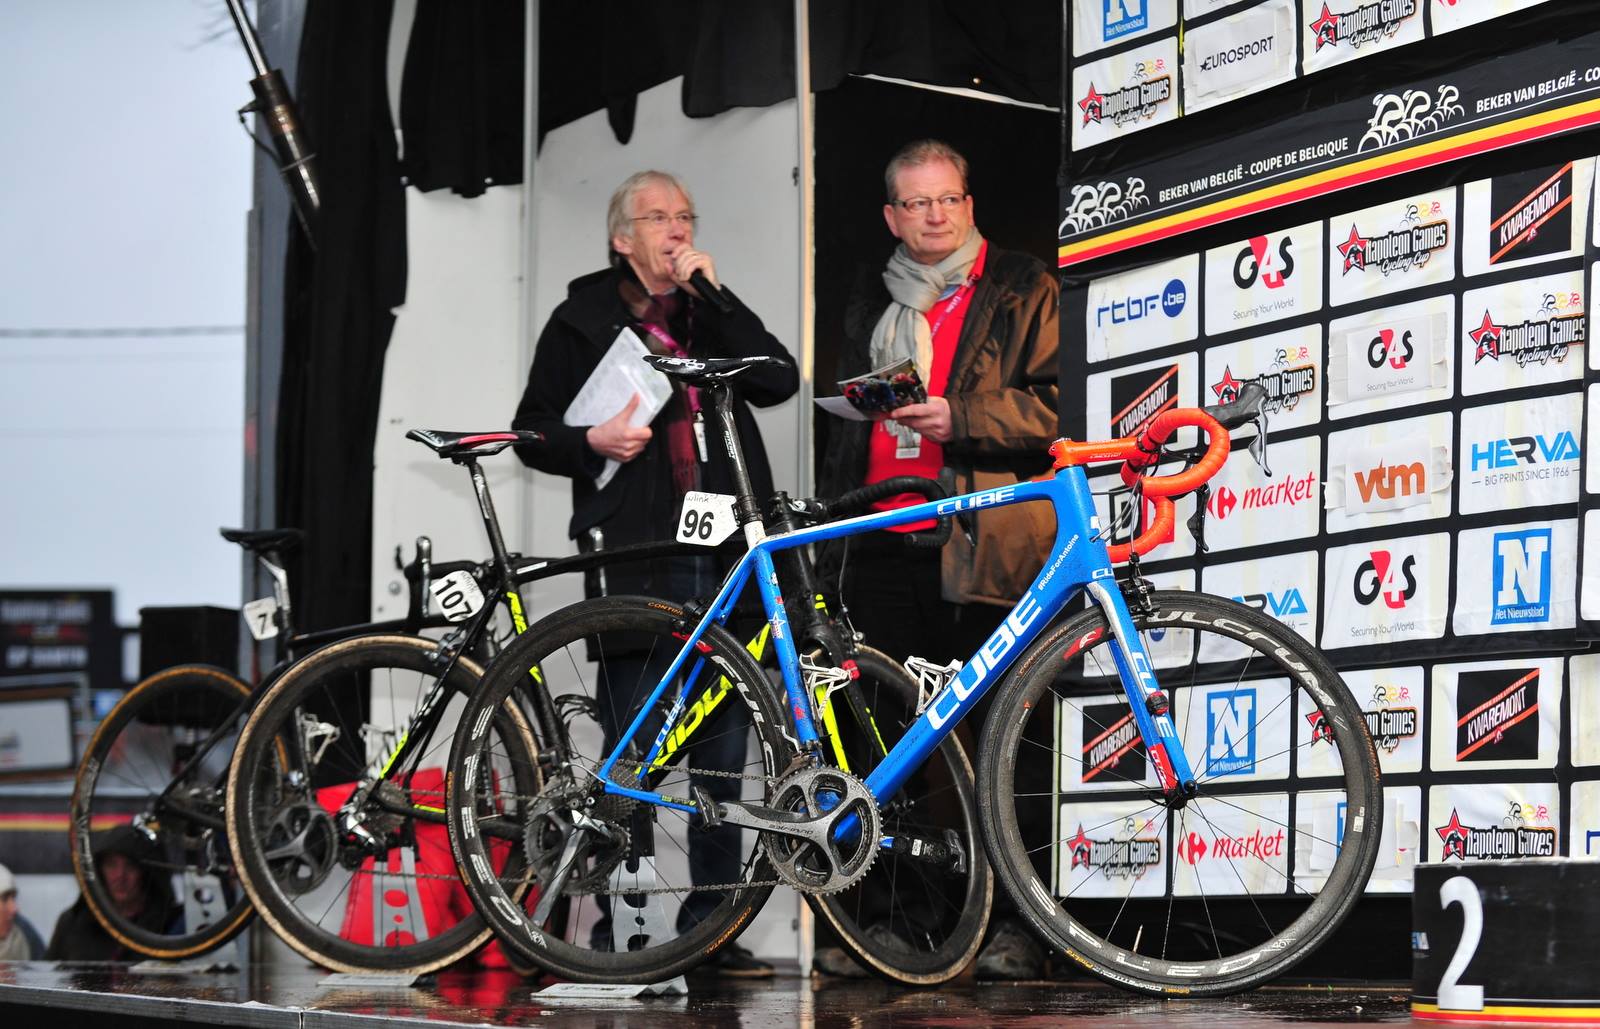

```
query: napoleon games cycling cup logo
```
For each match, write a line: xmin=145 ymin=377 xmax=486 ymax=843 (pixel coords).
xmin=1337 ymin=202 xmax=1449 ymax=277
xmin=1435 ymin=805 xmax=1555 ymax=861
xmin=1468 ymin=291 xmax=1586 ymax=367
xmin=1491 ymin=528 xmax=1552 ymax=625
xmin=1064 ymin=817 xmax=1163 ymax=879
xmin=1310 ymin=0 xmax=1419 ymax=52
xmin=1233 ymin=235 xmax=1296 ymax=290
xmin=1078 ymin=60 xmax=1174 ymax=130
xmin=1455 ymin=667 xmax=1539 ymax=761
xmin=1354 ymin=550 xmax=1418 ymax=609
xmin=1211 ymin=351 xmax=1315 ymax=416
xmin=1204 ymin=688 xmax=1257 ymax=775
xmin=1102 ymin=0 xmax=1148 ymax=42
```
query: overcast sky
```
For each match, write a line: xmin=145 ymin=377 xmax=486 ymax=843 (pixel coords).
xmin=0 ymin=0 xmax=254 ymax=627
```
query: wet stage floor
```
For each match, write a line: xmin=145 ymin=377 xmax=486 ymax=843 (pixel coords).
xmin=0 ymin=960 xmax=1415 ymax=1028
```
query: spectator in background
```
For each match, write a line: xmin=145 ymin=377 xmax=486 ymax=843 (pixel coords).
xmin=0 ymin=863 xmax=45 ymax=960
xmin=46 ymin=825 xmax=173 ymax=961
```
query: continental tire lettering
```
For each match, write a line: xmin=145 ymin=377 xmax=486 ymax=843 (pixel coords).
xmin=458 ymin=805 xmax=477 ymax=839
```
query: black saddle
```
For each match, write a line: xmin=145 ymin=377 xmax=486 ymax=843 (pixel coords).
xmin=219 ymin=527 xmax=304 ymax=553
xmin=406 ymin=428 xmax=544 ymax=460
xmin=643 ymin=354 xmax=792 ymax=384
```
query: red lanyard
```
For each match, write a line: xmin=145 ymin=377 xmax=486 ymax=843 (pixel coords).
xmin=638 ymin=321 xmax=701 ymax=417
xmin=927 ymin=270 xmax=979 ymax=339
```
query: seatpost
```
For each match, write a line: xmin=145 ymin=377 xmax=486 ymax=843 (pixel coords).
xmin=705 ymin=383 xmax=763 ymax=530
xmin=463 ymin=458 xmax=514 ymax=585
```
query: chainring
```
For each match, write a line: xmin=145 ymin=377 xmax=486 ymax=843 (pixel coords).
xmin=262 ymin=800 xmax=337 ymax=895
xmin=764 ymin=766 xmax=879 ymax=895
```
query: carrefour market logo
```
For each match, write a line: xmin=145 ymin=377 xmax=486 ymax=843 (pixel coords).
xmin=1311 ymin=0 xmax=1419 ymax=52
xmin=1078 ymin=63 xmax=1173 ymax=129
xmin=1468 ymin=294 xmax=1585 ymax=367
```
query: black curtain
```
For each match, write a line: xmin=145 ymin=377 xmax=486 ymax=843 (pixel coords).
xmin=277 ymin=0 xmax=407 ymax=639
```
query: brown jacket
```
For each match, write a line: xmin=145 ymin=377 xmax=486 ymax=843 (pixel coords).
xmin=818 ymin=244 xmax=1061 ymax=605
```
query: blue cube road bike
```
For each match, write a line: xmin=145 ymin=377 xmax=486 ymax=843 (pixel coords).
xmin=445 ymin=358 xmax=1382 ymax=996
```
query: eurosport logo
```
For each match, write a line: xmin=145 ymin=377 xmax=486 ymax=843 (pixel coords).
xmin=1309 ymin=0 xmax=1420 ymax=53
xmin=1183 ymin=0 xmax=1297 ymax=114
xmin=1081 ymin=701 xmax=1146 ymax=784
xmin=1467 ymin=294 xmax=1586 ymax=367
xmin=1354 ymin=550 xmax=1417 ymax=609
xmin=1063 ymin=819 xmax=1163 ymax=878
xmin=1205 ymin=688 xmax=1257 ymax=776
xmin=1491 ymin=528 xmax=1552 ymax=625
xmin=1200 ymin=34 xmax=1276 ymax=74
xmin=1455 ymin=667 xmax=1540 ymax=762
xmin=1435 ymin=806 xmax=1555 ymax=861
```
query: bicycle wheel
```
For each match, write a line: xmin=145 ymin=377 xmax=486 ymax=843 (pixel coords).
xmin=810 ymin=644 xmax=991 ymax=984
xmin=447 ymin=596 xmax=793 ymax=984
xmin=226 ymin=634 xmax=539 ymax=973
xmin=978 ymin=590 xmax=1381 ymax=996
xmin=71 ymin=664 xmax=258 ymax=958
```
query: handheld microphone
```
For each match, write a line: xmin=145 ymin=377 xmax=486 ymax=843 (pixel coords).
xmin=689 ymin=270 xmax=736 ymax=314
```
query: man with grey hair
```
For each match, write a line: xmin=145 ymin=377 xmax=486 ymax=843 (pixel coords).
xmin=512 ymin=169 xmax=795 ymax=977
xmin=815 ymin=138 xmax=1059 ymax=979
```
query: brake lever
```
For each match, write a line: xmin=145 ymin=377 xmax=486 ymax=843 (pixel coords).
xmin=1247 ymin=413 xmax=1272 ymax=477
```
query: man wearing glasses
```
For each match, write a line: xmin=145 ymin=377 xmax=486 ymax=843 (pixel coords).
xmin=513 ymin=169 xmax=796 ymax=977
xmin=816 ymin=139 xmax=1059 ymax=979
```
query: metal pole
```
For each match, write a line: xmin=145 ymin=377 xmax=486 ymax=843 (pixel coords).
xmin=227 ymin=0 xmax=321 ymax=244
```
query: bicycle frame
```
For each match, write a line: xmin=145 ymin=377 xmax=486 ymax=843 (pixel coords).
xmin=598 ymin=463 xmax=1198 ymax=818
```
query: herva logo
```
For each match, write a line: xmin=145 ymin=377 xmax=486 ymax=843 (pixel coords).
xmin=1367 ymin=328 xmax=1415 ymax=369
xmin=1352 ymin=459 xmax=1426 ymax=504
xmin=1354 ymin=550 xmax=1418 ymax=609
xmin=1233 ymin=235 xmax=1296 ymax=290
xmin=1491 ymin=528 xmax=1552 ymax=625
xmin=1205 ymin=689 xmax=1257 ymax=776
xmin=1103 ymin=0 xmax=1148 ymax=41
xmin=1094 ymin=278 xmax=1187 ymax=326
xmin=1470 ymin=431 xmax=1580 ymax=470
xmin=1234 ymin=589 xmax=1310 ymax=618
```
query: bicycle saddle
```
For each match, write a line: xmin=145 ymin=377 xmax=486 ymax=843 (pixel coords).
xmin=406 ymin=428 xmax=544 ymax=460
xmin=643 ymin=354 xmax=793 ymax=384
xmin=219 ymin=527 xmax=304 ymax=552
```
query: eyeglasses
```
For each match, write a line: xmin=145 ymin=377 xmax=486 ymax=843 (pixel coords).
xmin=892 ymin=193 xmax=968 ymax=214
xmin=631 ymin=212 xmax=698 ymax=229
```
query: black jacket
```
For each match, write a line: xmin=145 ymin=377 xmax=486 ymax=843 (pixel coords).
xmin=817 ymin=245 xmax=1061 ymax=605
xmin=513 ymin=265 xmax=798 ymax=595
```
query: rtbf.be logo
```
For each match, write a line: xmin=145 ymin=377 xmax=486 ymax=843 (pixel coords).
xmin=1491 ymin=528 xmax=1552 ymax=625
xmin=1093 ymin=279 xmax=1187 ymax=327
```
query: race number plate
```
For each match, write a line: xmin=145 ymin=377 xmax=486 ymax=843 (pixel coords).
xmin=429 ymin=570 xmax=486 ymax=622
xmin=242 ymin=597 xmax=280 ymax=641
xmin=677 ymin=491 xmax=738 ymax=546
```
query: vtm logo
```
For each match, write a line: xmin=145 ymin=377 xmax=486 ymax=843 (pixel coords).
xmin=1354 ymin=550 xmax=1418 ymax=609
xmin=1233 ymin=235 xmax=1295 ymax=290
xmin=1353 ymin=459 xmax=1425 ymax=504
xmin=1368 ymin=328 xmax=1415 ymax=369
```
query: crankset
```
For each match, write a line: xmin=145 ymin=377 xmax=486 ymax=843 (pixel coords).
xmin=696 ymin=767 xmax=880 ymax=895
xmin=261 ymin=800 xmax=337 ymax=894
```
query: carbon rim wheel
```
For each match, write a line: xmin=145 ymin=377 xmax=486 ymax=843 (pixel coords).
xmin=71 ymin=665 xmax=258 ymax=958
xmin=226 ymin=634 xmax=537 ymax=973
xmin=810 ymin=645 xmax=992 ymax=984
xmin=447 ymin=596 xmax=792 ymax=984
xmin=978 ymin=591 xmax=1382 ymax=996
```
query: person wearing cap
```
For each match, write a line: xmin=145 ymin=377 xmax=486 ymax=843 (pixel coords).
xmin=0 ymin=864 xmax=45 ymax=960
xmin=46 ymin=824 xmax=174 ymax=961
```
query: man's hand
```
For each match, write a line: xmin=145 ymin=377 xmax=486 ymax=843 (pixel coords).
xmin=888 ymin=396 xmax=953 ymax=443
xmin=670 ymin=247 xmax=718 ymax=297
xmin=586 ymin=393 xmax=652 ymax=462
